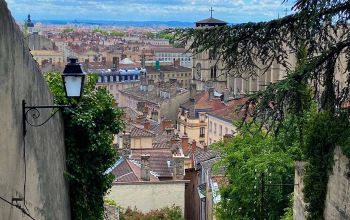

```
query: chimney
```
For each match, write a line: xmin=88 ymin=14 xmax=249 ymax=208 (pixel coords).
xmin=144 ymin=119 xmax=151 ymax=130
xmin=203 ymin=143 xmax=208 ymax=152
xmin=141 ymin=154 xmax=150 ymax=181
xmin=161 ymin=118 xmax=172 ymax=131
xmin=171 ymin=136 xmax=179 ymax=144
xmin=166 ymin=128 xmax=175 ymax=136
xmin=208 ymin=87 xmax=214 ymax=100
xmin=191 ymin=140 xmax=197 ymax=154
xmin=143 ymin=106 xmax=149 ymax=117
xmin=223 ymin=87 xmax=230 ymax=103
xmin=172 ymin=155 xmax=185 ymax=180
xmin=136 ymin=115 xmax=145 ymax=124
xmin=181 ymin=134 xmax=189 ymax=155
xmin=122 ymin=131 xmax=131 ymax=149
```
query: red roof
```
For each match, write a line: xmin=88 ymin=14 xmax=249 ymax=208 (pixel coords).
xmin=194 ymin=91 xmax=225 ymax=111
xmin=207 ymin=98 xmax=248 ymax=122
xmin=112 ymin=159 xmax=159 ymax=182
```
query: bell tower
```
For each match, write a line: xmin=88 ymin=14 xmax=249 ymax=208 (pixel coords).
xmin=191 ymin=9 xmax=227 ymax=92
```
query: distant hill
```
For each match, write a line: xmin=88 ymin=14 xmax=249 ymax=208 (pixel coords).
xmin=34 ymin=20 xmax=195 ymax=28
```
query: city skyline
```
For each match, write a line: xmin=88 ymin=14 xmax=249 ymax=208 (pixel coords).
xmin=7 ymin=0 xmax=294 ymax=23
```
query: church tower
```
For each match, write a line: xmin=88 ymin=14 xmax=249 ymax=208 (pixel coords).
xmin=191 ymin=8 xmax=228 ymax=92
xmin=25 ymin=14 xmax=35 ymax=34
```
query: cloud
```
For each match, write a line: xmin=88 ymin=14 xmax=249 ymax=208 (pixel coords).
xmin=6 ymin=0 xmax=295 ymax=23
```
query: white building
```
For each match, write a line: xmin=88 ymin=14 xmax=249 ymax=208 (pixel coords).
xmin=154 ymin=47 xmax=192 ymax=68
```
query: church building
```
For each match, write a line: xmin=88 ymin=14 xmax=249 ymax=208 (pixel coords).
xmin=191 ymin=8 xmax=228 ymax=93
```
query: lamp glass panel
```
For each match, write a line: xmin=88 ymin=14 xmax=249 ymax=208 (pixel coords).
xmin=64 ymin=75 xmax=82 ymax=97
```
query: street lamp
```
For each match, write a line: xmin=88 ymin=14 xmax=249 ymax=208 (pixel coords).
xmin=62 ymin=58 xmax=85 ymax=98
xmin=22 ymin=57 xmax=86 ymax=136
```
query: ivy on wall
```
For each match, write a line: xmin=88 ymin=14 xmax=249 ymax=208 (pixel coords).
xmin=45 ymin=72 xmax=124 ymax=220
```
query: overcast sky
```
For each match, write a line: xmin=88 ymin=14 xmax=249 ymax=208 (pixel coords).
xmin=6 ymin=0 xmax=295 ymax=23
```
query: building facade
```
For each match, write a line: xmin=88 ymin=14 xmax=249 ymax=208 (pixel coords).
xmin=94 ymin=68 xmax=143 ymax=104
xmin=154 ymin=47 xmax=192 ymax=68
xmin=146 ymin=63 xmax=192 ymax=89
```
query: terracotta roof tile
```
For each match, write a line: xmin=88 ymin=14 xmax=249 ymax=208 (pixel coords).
xmin=112 ymin=159 xmax=159 ymax=182
xmin=130 ymin=124 xmax=155 ymax=137
xmin=207 ymin=98 xmax=248 ymax=122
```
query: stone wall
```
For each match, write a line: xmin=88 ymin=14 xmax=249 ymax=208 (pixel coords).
xmin=293 ymin=147 xmax=350 ymax=220
xmin=293 ymin=161 xmax=307 ymax=220
xmin=324 ymin=146 xmax=350 ymax=220
xmin=0 ymin=0 xmax=70 ymax=219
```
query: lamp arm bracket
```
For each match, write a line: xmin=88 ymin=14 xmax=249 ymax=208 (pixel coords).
xmin=22 ymin=100 xmax=72 ymax=136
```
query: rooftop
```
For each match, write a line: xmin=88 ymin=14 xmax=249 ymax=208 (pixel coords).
xmin=130 ymin=148 xmax=174 ymax=178
xmin=111 ymin=158 xmax=159 ymax=182
xmin=196 ymin=17 xmax=227 ymax=27
xmin=207 ymin=98 xmax=248 ymax=123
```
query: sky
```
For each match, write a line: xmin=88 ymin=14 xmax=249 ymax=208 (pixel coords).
xmin=6 ymin=0 xmax=295 ymax=23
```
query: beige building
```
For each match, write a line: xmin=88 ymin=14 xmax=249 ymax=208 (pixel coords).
xmin=206 ymin=98 xmax=246 ymax=145
xmin=146 ymin=62 xmax=192 ymax=89
xmin=119 ymin=77 xmax=190 ymax=122
xmin=107 ymin=181 xmax=187 ymax=215
xmin=30 ymin=50 xmax=64 ymax=66
xmin=177 ymin=87 xmax=225 ymax=145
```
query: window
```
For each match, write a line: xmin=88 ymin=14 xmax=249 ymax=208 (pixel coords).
xmin=225 ymin=127 xmax=228 ymax=134
xmin=209 ymin=138 xmax=212 ymax=145
xmin=200 ymin=127 xmax=205 ymax=138
xmin=110 ymin=85 xmax=113 ymax=90
xmin=211 ymin=65 xmax=217 ymax=79
xmin=219 ymin=125 xmax=222 ymax=136
xmin=214 ymin=123 xmax=217 ymax=134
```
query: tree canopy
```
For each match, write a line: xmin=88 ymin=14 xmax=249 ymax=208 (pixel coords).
xmin=176 ymin=0 xmax=350 ymax=219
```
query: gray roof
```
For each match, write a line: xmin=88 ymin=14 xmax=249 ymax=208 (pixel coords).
xmin=196 ymin=17 xmax=227 ymax=26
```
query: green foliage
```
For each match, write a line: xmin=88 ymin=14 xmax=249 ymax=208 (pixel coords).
xmin=104 ymin=198 xmax=118 ymax=207
xmin=63 ymin=28 xmax=74 ymax=33
xmin=145 ymin=30 xmax=176 ymax=45
xmin=109 ymin=30 xmax=125 ymax=37
xmin=92 ymin=29 xmax=125 ymax=37
xmin=281 ymin=194 xmax=294 ymax=220
xmin=45 ymin=72 xmax=124 ymax=220
xmin=120 ymin=205 xmax=183 ymax=220
xmin=213 ymin=126 xmax=294 ymax=220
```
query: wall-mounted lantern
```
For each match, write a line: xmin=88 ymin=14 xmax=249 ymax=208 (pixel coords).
xmin=22 ymin=57 xmax=85 ymax=136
